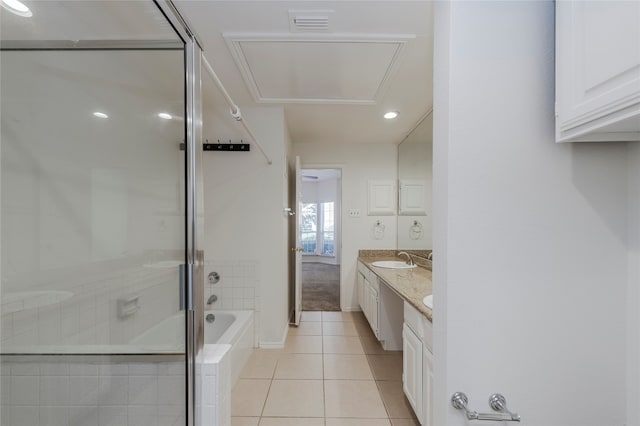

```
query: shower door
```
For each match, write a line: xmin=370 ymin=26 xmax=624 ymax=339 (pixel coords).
xmin=0 ymin=1 xmax=202 ymax=425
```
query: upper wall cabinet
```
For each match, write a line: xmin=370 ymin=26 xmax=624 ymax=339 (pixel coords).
xmin=368 ymin=180 xmax=396 ymax=216
xmin=556 ymin=1 xmax=640 ymax=142
xmin=399 ymin=179 xmax=427 ymax=216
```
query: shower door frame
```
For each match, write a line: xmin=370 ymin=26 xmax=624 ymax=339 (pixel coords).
xmin=154 ymin=2 xmax=205 ymax=426
xmin=0 ymin=0 xmax=205 ymax=424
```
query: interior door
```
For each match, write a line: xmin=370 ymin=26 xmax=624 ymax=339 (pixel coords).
xmin=293 ymin=155 xmax=303 ymax=325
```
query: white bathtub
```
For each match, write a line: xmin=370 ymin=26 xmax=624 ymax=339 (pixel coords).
xmin=204 ymin=310 xmax=254 ymax=388
xmin=3 ymin=310 xmax=254 ymax=362
xmin=135 ymin=309 xmax=254 ymax=386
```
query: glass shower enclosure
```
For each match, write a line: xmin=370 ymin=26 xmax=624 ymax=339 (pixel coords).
xmin=0 ymin=1 xmax=204 ymax=425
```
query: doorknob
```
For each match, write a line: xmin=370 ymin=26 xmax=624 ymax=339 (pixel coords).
xmin=291 ymin=247 xmax=304 ymax=252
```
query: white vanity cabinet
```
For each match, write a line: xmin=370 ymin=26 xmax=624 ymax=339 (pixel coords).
xmin=403 ymin=301 xmax=433 ymax=426
xmin=357 ymin=261 xmax=404 ymax=349
xmin=403 ymin=323 xmax=423 ymax=420
xmin=556 ymin=1 xmax=640 ymax=142
xmin=358 ymin=261 xmax=379 ymax=338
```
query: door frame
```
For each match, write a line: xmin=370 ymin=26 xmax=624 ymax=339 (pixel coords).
xmin=297 ymin=163 xmax=344 ymax=310
xmin=152 ymin=2 xmax=203 ymax=426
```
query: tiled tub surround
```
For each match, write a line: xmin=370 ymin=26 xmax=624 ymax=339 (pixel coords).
xmin=203 ymin=260 xmax=260 ymax=347
xmin=358 ymin=250 xmax=433 ymax=321
xmin=1 ymin=312 xmax=254 ymax=426
xmin=1 ymin=254 xmax=184 ymax=352
xmin=0 ymin=355 xmax=185 ymax=426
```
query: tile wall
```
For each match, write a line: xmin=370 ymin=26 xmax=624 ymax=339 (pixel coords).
xmin=1 ymin=261 xmax=180 ymax=350
xmin=0 ymin=355 xmax=185 ymax=426
xmin=201 ymin=344 xmax=231 ymax=426
xmin=204 ymin=260 xmax=260 ymax=345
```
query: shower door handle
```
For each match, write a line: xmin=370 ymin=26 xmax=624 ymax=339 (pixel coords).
xmin=179 ymin=263 xmax=194 ymax=311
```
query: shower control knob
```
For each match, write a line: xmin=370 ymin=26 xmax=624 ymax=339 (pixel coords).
xmin=208 ymin=272 xmax=220 ymax=284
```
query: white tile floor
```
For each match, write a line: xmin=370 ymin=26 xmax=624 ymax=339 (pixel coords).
xmin=231 ymin=311 xmax=419 ymax=426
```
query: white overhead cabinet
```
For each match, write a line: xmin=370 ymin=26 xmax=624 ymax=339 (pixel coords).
xmin=367 ymin=180 xmax=396 ymax=215
xmin=399 ymin=179 xmax=428 ymax=216
xmin=555 ymin=1 xmax=640 ymax=142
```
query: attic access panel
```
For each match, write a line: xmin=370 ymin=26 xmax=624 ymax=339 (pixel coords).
xmin=225 ymin=35 xmax=413 ymax=104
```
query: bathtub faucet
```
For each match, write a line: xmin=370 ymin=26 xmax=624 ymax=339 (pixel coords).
xmin=207 ymin=294 xmax=218 ymax=305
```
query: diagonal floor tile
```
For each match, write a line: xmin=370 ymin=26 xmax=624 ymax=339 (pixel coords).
xmin=377 ymin=380 xmax=416 ymax=419
xmin=323 ymin=354 xmax=373 ymax=380
xmin=367 ymin=354 xmax=403 ymax=381
xmin=326 ymin=419 xmax=392 ymax=426
xmin=324 ymin=380 xmax=387 ymax=418
xmin=289 ymin=322 xmax=322 ymax=336
xmin=231 ymin=417 xmax=260 ymax=426
xmin=284 ymin=335 xmax=323 ymax=354
xmin=262 ymin=380 xmax=324 ymax=418
xmin=259 ymin=418 xmax=325 ymax=426
xmin=274 ymin=354 xmax=323 ymax=379
xmin=323 ymin=321 xmax=359 ymax=336
xmin=231 ymin=379 xmax=271 ymax=417
xmin=323 ymin=336 xmax=364 ymax=354
xmin=301 ymin=311 xmax=322 ymax=322
xmin=322 ymin=311 xmax=357 ymax=322
xmin=240 ymin=349 xmax=283 ymax=379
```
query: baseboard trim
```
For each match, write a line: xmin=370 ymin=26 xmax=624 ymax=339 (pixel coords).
xmin=259 ymin=323 xmax=289 ymax=349
xmin=340 ymin=306 xmax=362 ymax=312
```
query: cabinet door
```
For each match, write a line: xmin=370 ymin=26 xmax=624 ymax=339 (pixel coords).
xmin=402 ymin=324 xmax=423 ymax=421
xmin=556 ymin=1 xmax=640 ymax=142
xmin=358 ymin=272 xmax=365 ymax=311
xmin=368 ymin=180 xmax=396 ymax=215
xmin=363 ymin=277 xmax=371 ymax=324
xmin=368 ymin=284 xmax=379 ymax=337
xmin=422 ymin=346 xmax=433 ymax=426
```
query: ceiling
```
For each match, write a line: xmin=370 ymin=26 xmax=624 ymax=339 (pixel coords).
xmin=175 ymin=1 xmax=434 ymax=145
xmin=0 ymin=0 xmax=433 ymax=146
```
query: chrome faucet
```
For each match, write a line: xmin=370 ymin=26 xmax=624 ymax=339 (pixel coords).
xmin=397 ymin=251 xmax=414 ymax=265
xmin=207 ymin=294 xmax=218 ymax=305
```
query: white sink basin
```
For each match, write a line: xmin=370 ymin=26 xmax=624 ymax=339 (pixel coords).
xmin=423 ymin=295 xmax=433 ymax=309
xmin=371 ymin=261 xmax=417 ymax=269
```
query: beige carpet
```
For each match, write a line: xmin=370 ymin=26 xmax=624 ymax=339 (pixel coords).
xmin=302 ymin=262 xmax=340 ymax=311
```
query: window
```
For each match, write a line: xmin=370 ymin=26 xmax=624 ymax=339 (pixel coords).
xmin=300 ymin=201 xmax=335 ymax=256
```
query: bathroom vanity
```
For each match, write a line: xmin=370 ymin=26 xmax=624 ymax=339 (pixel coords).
xmin=357 ymin=250 xmax=433 ymax=426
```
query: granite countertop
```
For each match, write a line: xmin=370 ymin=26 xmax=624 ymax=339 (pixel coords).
xmin=358 ymin=251 xmax=432 ymax=322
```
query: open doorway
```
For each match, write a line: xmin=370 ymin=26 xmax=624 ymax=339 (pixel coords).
xmin=300 ymin=168 xmax=342 ymax=311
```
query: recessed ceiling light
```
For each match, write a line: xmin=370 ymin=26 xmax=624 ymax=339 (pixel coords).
xmin=158 ymin=113 xmax=172 ymax=120
xmin=384 ymin=111 xmax=399 ymax=120
xmin=1 ymin=0 xmax=33 ymax=17
xmin=93 ymin=112 xmax=108 ymax=119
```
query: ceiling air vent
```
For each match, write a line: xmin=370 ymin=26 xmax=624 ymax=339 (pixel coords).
xmin=289 ymin=10 xmax=333 ymax=32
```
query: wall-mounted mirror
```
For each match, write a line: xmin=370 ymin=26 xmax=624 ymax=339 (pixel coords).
xmin=397 ymin=111 xmax=433 ymax=250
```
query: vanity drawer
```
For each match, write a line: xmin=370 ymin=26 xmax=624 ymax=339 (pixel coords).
xmin=403 ymin=301 xmax=424 ymax=337
xmin=404 ymin=301 xmax=433 ymax=353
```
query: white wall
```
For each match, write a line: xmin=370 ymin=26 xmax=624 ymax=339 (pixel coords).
xmin=627 ymin=143 xmax=640 ymax=425
xmin=203 ymin=106 xmax=290 ymax=346
xmin=293 ymin=143 xmax=397 ymax=310
xmin=433 ymin=2 xmax=629 ymax=425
